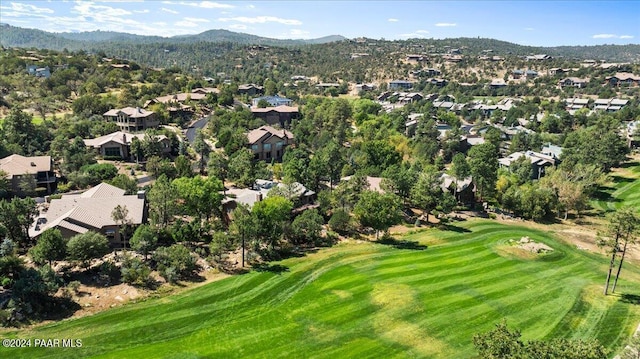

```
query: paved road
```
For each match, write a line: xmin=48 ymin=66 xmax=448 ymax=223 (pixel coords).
xmin=185 ymin=117 xmax=209 ymax=144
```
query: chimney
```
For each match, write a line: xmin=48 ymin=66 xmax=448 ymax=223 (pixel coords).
xmin=137 ymin=190 xmax=146 ymax=200
xmin=123 ymin=133 xmax=127 ymax=144
xmin=256 ymin=192 xmax=263 ymax=202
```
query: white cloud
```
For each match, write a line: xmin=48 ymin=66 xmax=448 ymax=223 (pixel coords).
xmin=218 ymin=16 xmax=302 ymax=26
xmin=162 ymin=1 xmax=234 ymax=9
xmin=184 ymin=17 xmax=209 ymax=23
xmin=592 ymin=34 xmax=617 ymax=39
xmin=134 ymin=9 xmax=150 ymax=14
xmin=435 ymin=22 xmax=456 ymax=27
xmin=524 ymin=27 xmax=534 ymax=31
xmin=175 ymin=20 xmax=199 ymax=28
xmin=388 ymin=18 xmax=399 ymax=22
xmin=247 ymin=4 xmax=255 ymax=9
xmin=290 ymin=29 xmax=310 ymax=37
xmin=620 ymin=35 xmax=634 ymax=39
xmin=161 ymin=7 xmax=179 ymax=14
xmin=399 ymin=30 xmax=429 ymax=38
xmin=228 ymin=24 xmax=248 ymax=30
xmin=1 ymin=2 xmax=54 ymax=14
xmin=73 ymin=2 xmax=132 ymax=17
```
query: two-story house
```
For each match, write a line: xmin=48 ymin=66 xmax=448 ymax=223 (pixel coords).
xmin=103 ymin=107 xmax=159 ymax=132
xmin=0 ymin=154 xmax=57 ymax=195
xmin=247 ymin=126 xmax=294 ymax=161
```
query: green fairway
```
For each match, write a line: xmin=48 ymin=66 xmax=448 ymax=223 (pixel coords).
xmin=592 ymin=160 xmax=640 ymax=214
xmin=3 ymin=220 xmax=640 ymax=358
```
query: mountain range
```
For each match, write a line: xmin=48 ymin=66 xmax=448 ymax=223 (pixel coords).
xmin=1 ymin=24 xmax=639 ymax=63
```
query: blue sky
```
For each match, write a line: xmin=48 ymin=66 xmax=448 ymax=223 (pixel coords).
xmin=0 ymin=1 xmax=638 ymax=46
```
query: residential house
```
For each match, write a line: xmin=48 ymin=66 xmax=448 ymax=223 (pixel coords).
xmin=238 ymin=84 xmax=264 ymax=96
xmin=222 ymin=179 xmax=315 ymax=215
xmin=512 ymin=70 xmax=524 ymax=79
xmin=26 ymin=65 xmax=51 ymax=78
xmin=489 ymin=80 xmax=507 ymax=89
xmin=0 ymin=154 xmax=56 ymax=195
xmin=389 ymin=80 xmax=414 ymax=90
xmin=525 ymin=70 xmax=538 ymax=79
xmin=355 ymin=83 xmax=376 ymax=92
xmin=316 ymin=83 xmax=341 ymax=89
xmin=83 ymin=131 xmax=171 ymax=160
xmin=548 ymin=68 xmax=569 ymax=76
xmin=103 ymin=107 xmax=159 ymax=132
xmin=564 ymin=98 xmax=590 ymax=110
xmin=191 ymin=87 xmax=219 ymax=95
xmin=398 ymin=92 xmax=424 ymax=104
xmin=250 ymin=105 xmax=300 ymax=128
xmin=525 ymin=54 xmax=552 ymax=61
xmin=424 ymin=68 xmax=442 ymax=77
xmin=593 ymin=98 xmax=629 ymax=112
xmin=428 ymin=78 xmax=448 ymax=87
xmin=340 ymin=176 xmax=384 ymax=193
xmin=541 ymin=144 xmax=563 ymax=160
xmin=251 ymin=95 xmax=293 ymax=107
xmin=440 ymin=173 xmax=475 ymax=204
xmin=30 ymin=183 xmax=146 ymax=247
xmin=145 ymin=92 xmax=207 ymax=107
xmin=498 ymin=151 xmax=557 ymax=179
xmin=626 ymin=121 xmax=640 ymax=148
xmin=606 ymin=73 xmax=640 ymax=87
xmin=247 ymin=125 xmax=294 ymax=161
xmin=406 ymin=54 xmax=428 ymax=64
xmin=559 ymin=77 xmax=589 ymax=88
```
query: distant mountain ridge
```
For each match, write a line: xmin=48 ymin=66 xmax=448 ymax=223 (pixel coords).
xmin=0 ymin=25 xmax=347 ymax=48
xmin=1 ymin=24 xmax=639 ymax=63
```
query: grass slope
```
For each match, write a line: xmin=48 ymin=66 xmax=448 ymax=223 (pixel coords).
xmin=4 ymin=220 xmax=640 ymax=358
xmin=592 ymin=160 xmax=640 ymax=214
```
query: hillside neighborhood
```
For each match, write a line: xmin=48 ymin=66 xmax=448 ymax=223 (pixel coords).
xmin=0 ymin=17 xmax=639 ymax=359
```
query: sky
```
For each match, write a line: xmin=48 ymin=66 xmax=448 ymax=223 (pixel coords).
xmin=0 ymin=1 xmax=638 ymax=46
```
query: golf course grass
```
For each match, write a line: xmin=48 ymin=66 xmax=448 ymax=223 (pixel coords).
xmin=592 ymin=159 xmax=640 ymax=214
xmin=4 ymin=220 xmax=640 ymax=358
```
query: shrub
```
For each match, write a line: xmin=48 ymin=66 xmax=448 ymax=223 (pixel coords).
xmin=121 ymin=255 xmax=152 ymax=287
xmin=329 ymin=209 xmax=352 ymax=234
xmin=153 ymin=244 xmax=198 ymax=283
xmin=67 ymin=232 xmax=110 ymax=266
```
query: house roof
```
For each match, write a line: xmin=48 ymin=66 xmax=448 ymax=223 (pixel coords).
xmin=246 ymin=125 xmax=294 ymax=144
xmin=191 ymin=87 xmax=219 ymax=94
xmin=0 ymin=154 xmax=52 ymax=177
xmin=340 ymin=176 xmax=384 ymax=193
xmin=441 ymin=173 xmax=473 ymax=193
xmin=83 ymin=131 xmax=168 ymax=148
xmin=607 ymin=72 xmax=640 ymax=81
xmin=32 ymin=182 xmax=145 ymax=238
xmin=152 ymin=93 xmax=206 ymax=104
xmin=499 ymin=151 xmax=556 ymax=168
xmin=104 ymin=107 xmax=155 ymax=118
xmin=238 ymin=84 xmax=264 ymax=90
xmin=251 ymin=105 xmax=299 ymax=114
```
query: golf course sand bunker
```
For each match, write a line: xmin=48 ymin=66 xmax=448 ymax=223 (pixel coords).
xmin=494 ymin=236 xmax=554 ymax=259
xmin=515 ymin=236 xmax=554 ymax=254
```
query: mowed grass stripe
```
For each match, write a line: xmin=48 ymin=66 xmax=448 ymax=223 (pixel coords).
xmin=4 ymin=219 xmax=640 ymax=358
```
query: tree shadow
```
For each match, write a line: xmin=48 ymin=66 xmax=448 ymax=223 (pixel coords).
xmin=436 ymin=223 xmax=472 ymax=233
xmin=618 ymin=161 xmax=639 ymax=169
xmin=610 ymin=175 xmax=635 ymax=184
xmin=619 ymin=293 xmax=640 ymax=305
xmin=39 ymin=296 xmax=82 ymax=321
xmin=377 ymin=237 xmax=428 ymax=250
xmin=253 ymin=263 xmax=290 ymax=274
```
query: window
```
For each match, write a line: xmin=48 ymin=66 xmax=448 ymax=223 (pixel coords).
xmin=276 ymin=141 xmax=283 ymax=149
xmin=105 ymin=147 xmax=121 ymax=157
xmin=263 ymin=143 xmax=271 ymax=152
xmin=251 ymin=144 xmax=259 ymax=151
